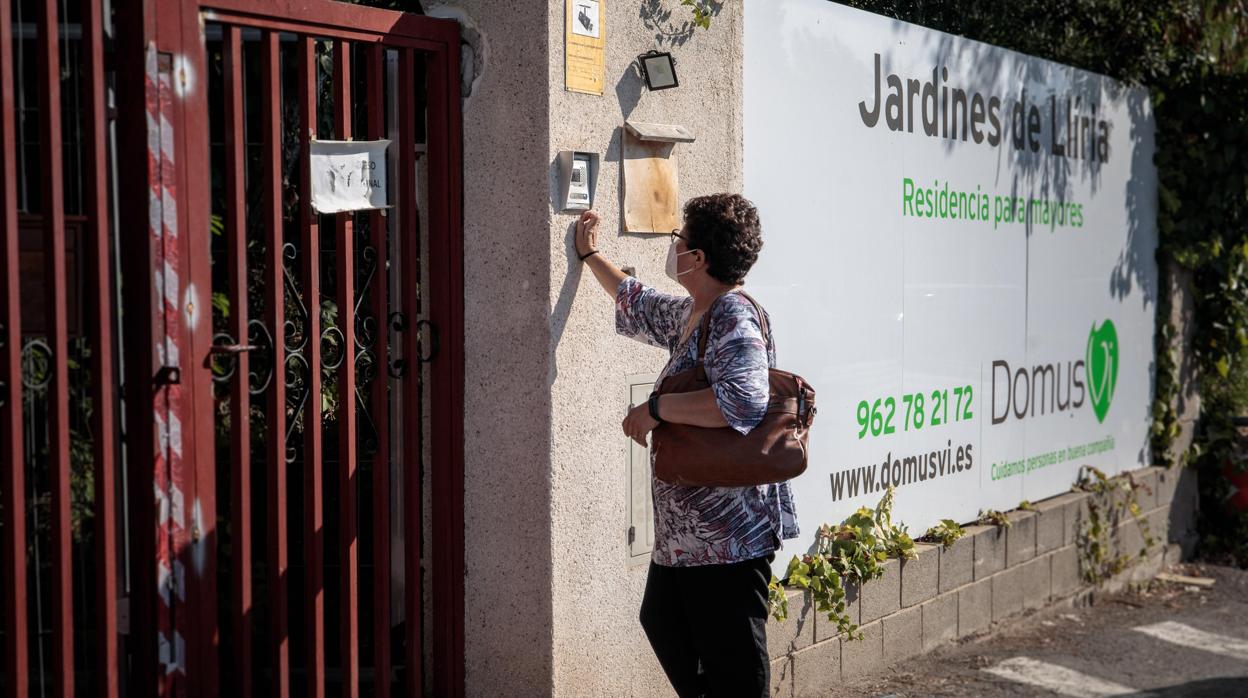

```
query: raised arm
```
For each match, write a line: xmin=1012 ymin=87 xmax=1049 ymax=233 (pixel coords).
xmin=575 ymin=210 xmax=628 ymax=297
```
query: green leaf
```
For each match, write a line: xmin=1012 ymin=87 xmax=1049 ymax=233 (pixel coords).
xmin=212 ymin=291 xmax=231 ymax=318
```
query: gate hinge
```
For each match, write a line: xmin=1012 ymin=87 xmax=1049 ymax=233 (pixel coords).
xmin=627 ymin=526 xmax=635 ymax=545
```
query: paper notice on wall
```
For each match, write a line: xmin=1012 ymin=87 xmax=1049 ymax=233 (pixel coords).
xmin=309 ymin=139 xmax=390 ymax=214
xmin=565 ymin=0 xmax=605 ymax=95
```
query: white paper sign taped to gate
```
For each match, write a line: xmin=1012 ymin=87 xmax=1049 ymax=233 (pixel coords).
xmin=310 ymin=139 xmax=390 ymax=213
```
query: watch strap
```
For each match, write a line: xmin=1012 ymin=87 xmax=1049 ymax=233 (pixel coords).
xmin=648 ymin=391 xmax=664 ymax=424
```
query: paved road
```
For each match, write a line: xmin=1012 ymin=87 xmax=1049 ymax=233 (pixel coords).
xmin=834 ymin=562 xmax=1248 ymax=697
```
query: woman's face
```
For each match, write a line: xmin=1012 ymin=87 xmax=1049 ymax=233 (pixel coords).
xmin=669 ymin=227 xmax=703 ymax=286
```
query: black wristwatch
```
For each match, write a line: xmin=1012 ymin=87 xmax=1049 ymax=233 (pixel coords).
xmin=648 ymin=391 xmax=664 ymax=424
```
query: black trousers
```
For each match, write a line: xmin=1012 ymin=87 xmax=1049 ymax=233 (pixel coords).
xmin=639 ymin=553 xmax=773 ymax=698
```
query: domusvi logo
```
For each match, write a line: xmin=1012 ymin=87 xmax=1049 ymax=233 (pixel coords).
xmin=1086 ymin=319 xmax=1118 ymax=423
xmin=989 ymin=318 xmax=1117 ymax=425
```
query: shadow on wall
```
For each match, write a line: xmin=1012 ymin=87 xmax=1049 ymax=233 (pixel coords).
xmin=639 ymin=0 xmax=723 ymax=48
xmin=895 ymin=25 xmax=1160 ymax=316
xmin=547 ymin=127 xmax=613 ymax=384
xmin=616 ymin=59 xmax=644 ymax=119
xmin=871 ymin=24 xmax=1159 ymax=302
xmin=623 ymin=0 xmax=724 ymax=117
xmin=875 ymin=25 xmax=1159 ymax=461
xmin=1115 ymin=88 xmax=1159 ymax=310
xmin=1122 ymin=88 xmax=1160 ymax=465
xmin=878 ymin=23 xmax=1114 ymax=220
xmin=550 ymin=213 xmax=585 ymax=382
xmin=546 ymin=124 xmax=667 ymax=385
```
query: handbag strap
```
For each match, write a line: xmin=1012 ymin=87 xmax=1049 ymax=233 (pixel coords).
xmin=693 ymin=290 xmax=771 ymax=381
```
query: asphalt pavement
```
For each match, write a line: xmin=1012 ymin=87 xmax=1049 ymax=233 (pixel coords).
xmin=832 ymin=562 xmax=1248 ymax=697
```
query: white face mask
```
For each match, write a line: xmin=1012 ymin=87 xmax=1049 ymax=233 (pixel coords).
xmin=665 ymin=239 xmax=698 ymax=281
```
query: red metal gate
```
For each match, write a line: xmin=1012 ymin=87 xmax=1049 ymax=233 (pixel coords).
xmin=0 ymin=1 xmax=464 ymax=695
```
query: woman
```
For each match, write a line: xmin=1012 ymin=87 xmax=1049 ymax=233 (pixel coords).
xmin=575 ymin=194 xmax=799 ymax=697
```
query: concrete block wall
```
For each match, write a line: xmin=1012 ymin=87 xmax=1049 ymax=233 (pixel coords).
xmin=767 ymin=464 xmax=1198 ymax=697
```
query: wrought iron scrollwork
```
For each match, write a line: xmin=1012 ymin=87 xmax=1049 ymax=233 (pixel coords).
xmin=283 ymin=242 xmax=310 ymax=357
xmin=320 ymin=325 xmax=346 ymax=371
xmin=20 ymin=338 xmax=53 ymax=394
xmin=284 ymin=352 xmax=311 ymax=464
xmin=246 ymin=319 xmax=275 ymax=395
xmin=354 ymin=245 xmax=378 ymax=351
xmin=210 ymin=331 xmax=239 ymax=384
xmin=353 ymin=243 xmax=382 ymax=456
xmin=355 ymin=348 xmax=381 ymax=455
xmin=282 ymin=241 xmax=312 ymax=463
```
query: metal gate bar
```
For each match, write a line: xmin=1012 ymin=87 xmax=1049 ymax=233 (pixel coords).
xmin=36 ymin=0 xmax=76 ymax=692
xmin=422 ymin=41 xmax=465 ymax=698
xmin=259 ymin=28 xmax=292 ymax=698
xmin=83 ymin=0 xmax=121 ymax=694
xmin=175 ymin=0 xmax=222 ymax=686
xmin=296 ymin=34 xmax=327 ymax=698
xmin=0 ymin=0 xmax=28 ymax=694
xmin=396 ymin=48 xmax=424 ymax=695
xmin=364 ymin=42 xmax=392 ymax=698
xmin=150 ymin=49 xmax=185 ymax=698
xmin=82 ymin=0 xmax=122 ymax=694
xmin=332 ymin=37 xmax=361 ymax=698
xmin=114 ymin=3 xmax=160 ymax=690
xmin=221 ymin=24 xmax=253 ymax=698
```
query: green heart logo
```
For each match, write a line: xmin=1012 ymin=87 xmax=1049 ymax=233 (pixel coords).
xmin=1085 ymin=319 xmax=1119 ymax=423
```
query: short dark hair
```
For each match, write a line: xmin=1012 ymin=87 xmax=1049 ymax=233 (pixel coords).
xmin=682 ymin=193 xmax=763 ymax=285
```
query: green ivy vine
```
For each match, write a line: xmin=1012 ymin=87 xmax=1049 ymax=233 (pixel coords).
xmin=920 ymin=519 xmax=966 ymax=549
xmin=679 ymin=0 xmax=714 ymax=30
xmin=1073 ymin=465 xmax=1158 ymax=584
xmin=769 ymin=486 xmax=916 ymax=641
xmin=977 ymin=509 xmax=1012 ymax=529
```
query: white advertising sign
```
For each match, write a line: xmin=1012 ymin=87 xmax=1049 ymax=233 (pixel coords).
xmin=744 ymin=1 xmax=1158 ymax=571
xmin=309 ymin=139 xmax=390 ymax=214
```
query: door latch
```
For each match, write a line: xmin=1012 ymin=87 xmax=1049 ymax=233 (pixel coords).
xmin=209 ymin=343 xmax=258 ymax=354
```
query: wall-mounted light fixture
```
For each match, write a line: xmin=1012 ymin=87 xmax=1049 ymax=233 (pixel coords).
xmin=637 ymin=50 xmax=678 ymax=91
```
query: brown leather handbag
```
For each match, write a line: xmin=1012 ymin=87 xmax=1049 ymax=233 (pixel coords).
xmin=650 ymin=291 xmax=816 ymax=488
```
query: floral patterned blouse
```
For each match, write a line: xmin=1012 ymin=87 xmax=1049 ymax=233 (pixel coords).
xmin=616 ymin=276 xmax=800 ymax=567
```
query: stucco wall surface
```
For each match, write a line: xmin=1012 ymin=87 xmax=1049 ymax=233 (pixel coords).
xmin=427 ymin=1 xmax=557 ymax=694
xmin=544 ymin=3 xmax=745 ymax=697
xmin=434 ymin=1 xmax=746 ymax=694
